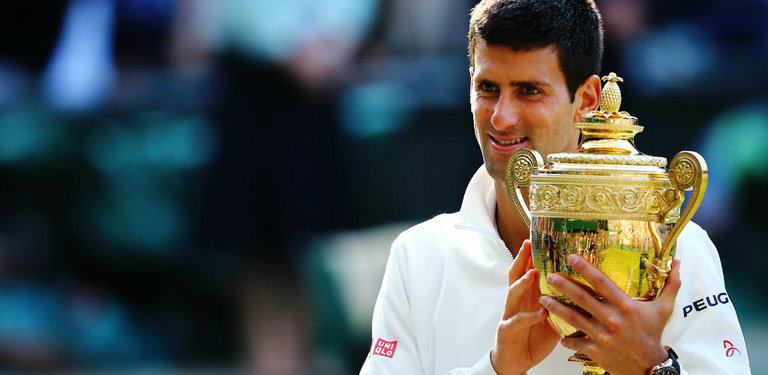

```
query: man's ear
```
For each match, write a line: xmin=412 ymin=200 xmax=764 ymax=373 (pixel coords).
xmin=572 ymin=74 xmax=601 ymax=122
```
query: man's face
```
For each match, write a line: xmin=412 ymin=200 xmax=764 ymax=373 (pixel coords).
xmin=470 ymin=41 xmax=583 ymax=182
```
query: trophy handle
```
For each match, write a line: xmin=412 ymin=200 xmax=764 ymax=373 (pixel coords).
xmin=660 ymin=151 xmax=709 ymax=259
xmin=505 ymin=149 xmax=544 ymax=229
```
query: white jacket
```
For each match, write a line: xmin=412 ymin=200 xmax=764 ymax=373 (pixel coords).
xmin=361 ymin=167 xmax=750 ymax=375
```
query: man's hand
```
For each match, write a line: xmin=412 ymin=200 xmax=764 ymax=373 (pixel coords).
xmin=491 ymin=240 xmax=560 ymax=375
xmin=540 ymin=254 xmax=682 ymax=375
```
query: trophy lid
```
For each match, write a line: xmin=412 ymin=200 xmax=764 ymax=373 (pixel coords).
xmin=547 ymin=73 xmax=667 ymax=168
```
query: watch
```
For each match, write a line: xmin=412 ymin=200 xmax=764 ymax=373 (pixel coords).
xmin=649 ymin=347 xmax=680 ymax=375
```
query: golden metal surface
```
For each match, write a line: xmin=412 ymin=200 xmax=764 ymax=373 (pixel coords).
xmin=531 ymin=216 xmax=676 ymax=337
xmin=662 ymin=152 xmax=708 ymax=255
xmin=505 ymin=148 xmax=543 ymax=229
xmin=599 ymin=73 xmax=623 ymax=113
xmin=577 ymin=72 xmax=642 ymax=156
xmin=504 ymin=74 xmax=708 ymax=375
xmin=528 ymin=178 xmax=681 ymax=222
xmin=547 ymin=153 xmax=667 ymax=166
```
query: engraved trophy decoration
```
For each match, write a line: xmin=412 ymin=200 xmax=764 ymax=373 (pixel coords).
xmin=505 ymin=73 xmax=708 ymax=375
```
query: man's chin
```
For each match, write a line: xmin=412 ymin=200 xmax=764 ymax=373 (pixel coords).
xmin=483 ymin=162 xmax=508 ymax=183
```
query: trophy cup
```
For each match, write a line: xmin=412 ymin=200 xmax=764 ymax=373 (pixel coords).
xmin=505 ymin=73 xmax=708 ymax=375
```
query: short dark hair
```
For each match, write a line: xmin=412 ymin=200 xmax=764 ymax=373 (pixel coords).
xmin=468 ymin=0 xmax=604 ymax=100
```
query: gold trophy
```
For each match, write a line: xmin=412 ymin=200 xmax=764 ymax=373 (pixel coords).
xmin=505 ymin=73 xmax=708 ymax=375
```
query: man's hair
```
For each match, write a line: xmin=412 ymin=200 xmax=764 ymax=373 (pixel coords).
xmin=468 ymin=0 xmax=604 ymax=100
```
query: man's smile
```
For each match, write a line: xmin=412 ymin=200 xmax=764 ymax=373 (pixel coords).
xmin=489 ymin=134 xmax=529 ymax=152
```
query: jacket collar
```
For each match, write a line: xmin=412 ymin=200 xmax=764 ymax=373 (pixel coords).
xmin=455 ymin=166 xmax=502 ymax=240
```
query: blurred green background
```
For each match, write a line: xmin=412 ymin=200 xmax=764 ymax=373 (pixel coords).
xmin=0 ymin=0 xmax=766 ymax=373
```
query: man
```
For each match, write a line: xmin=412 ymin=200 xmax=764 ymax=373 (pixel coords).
xmin=360 ymin=0 xmax=751 ymax=374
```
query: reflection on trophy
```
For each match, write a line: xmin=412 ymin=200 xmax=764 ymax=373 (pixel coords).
xmin=505 ymin=73 xmax=708 ymax=375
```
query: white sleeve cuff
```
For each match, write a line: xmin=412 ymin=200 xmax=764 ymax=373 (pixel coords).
xmin=470 ymin=351 xmax=499 ymax=375
xmin=445 ymin=351 xmax=499 ymax=375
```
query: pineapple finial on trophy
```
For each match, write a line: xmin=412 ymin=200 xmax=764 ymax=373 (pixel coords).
xmin=581 ymin=72 xmax=635 ymax=123
xmin=599 ymin=72 xmax=623 ymax=113
xmin=575 ymin=72 xmax=641 ymax=155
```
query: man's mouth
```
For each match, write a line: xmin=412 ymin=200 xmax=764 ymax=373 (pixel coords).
xmin=491 ymin=136 xmax=528 ymax=146
xmin=489 ymin=134 xmax=529 ymax=152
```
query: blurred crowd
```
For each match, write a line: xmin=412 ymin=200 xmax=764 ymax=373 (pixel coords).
xmin=0 ymin=0 xmax=767 ymax=374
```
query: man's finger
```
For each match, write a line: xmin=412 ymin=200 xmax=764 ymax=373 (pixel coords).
xmin=509 ymin=240 xmax=533 ymax=285
xmin=656 ymin=259 xmax=681 ymax=312
xmin=560 ymin=336 xmax=597 ymax=357
xmin=503 ymin=268 xmax=538 ymax=319
xmin=567 ymin=254 xmax=627 ymax=304
xmin=540 ymin=295 xmax=600 ymax=338
xmin=545 ymin=272 xmax=608 ymax=322
xmin=498 ymin=308 xmax=548 ymax=337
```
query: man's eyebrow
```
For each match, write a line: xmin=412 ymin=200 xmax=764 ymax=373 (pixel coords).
xmin=509 ymin=80 xmax=549 ymax=87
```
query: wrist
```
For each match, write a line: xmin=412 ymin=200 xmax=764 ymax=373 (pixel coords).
xmin=490 ymin=349 xmax=526 ymax=375
xmin=648 ymin=346 xmax=670 ymax=369
xmin=647 ymin=346 xmax=680 ymax=375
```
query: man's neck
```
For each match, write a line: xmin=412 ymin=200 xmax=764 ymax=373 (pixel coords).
xmin=493 ymin=179 xmax=530 ymax=257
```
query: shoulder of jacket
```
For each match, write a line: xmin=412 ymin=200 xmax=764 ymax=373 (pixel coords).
xmin=677 ymin=221 xmax=717 ymax=256
xmin=680 ymin=221 xmax=707 ymax=238
xmin=675 ymin=221 xmax=727 ymax=285
xmin=390 ymin=213 xmax=458 ymax=256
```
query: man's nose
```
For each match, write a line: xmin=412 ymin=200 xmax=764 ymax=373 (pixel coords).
xmin=490 ymin=93 xmax=519 ymax=130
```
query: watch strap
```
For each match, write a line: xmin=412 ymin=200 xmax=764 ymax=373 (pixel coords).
xmin=649 ymin=346 xmax=680 ymax=375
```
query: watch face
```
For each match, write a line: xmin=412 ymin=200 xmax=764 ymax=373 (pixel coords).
xmin=653 ymin=366 xmax=679 ymax=375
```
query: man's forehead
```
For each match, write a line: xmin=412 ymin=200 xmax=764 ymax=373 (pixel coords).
xmin=474 ymin=39 xmax=559 ymax=62
xmin=472 ymin=41 xmax=563 ymax=80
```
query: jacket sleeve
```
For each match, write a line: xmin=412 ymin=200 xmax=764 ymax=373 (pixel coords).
xmin=360 ymin=239 xmax=498 ymax=375
xmin=662 ymin=224 xmax=751 ymax=374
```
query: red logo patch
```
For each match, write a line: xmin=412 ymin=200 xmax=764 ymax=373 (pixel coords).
xmin=724 ymin=340 xmax=742 ymax=357
xmin=373 ymin=338 xmax=398 ymax=358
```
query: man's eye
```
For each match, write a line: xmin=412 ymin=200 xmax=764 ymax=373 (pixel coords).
xmin=521 ymin=86 xmax=540 ymax=95
xmin=479 ymin=82 xmax=498 ymax=92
